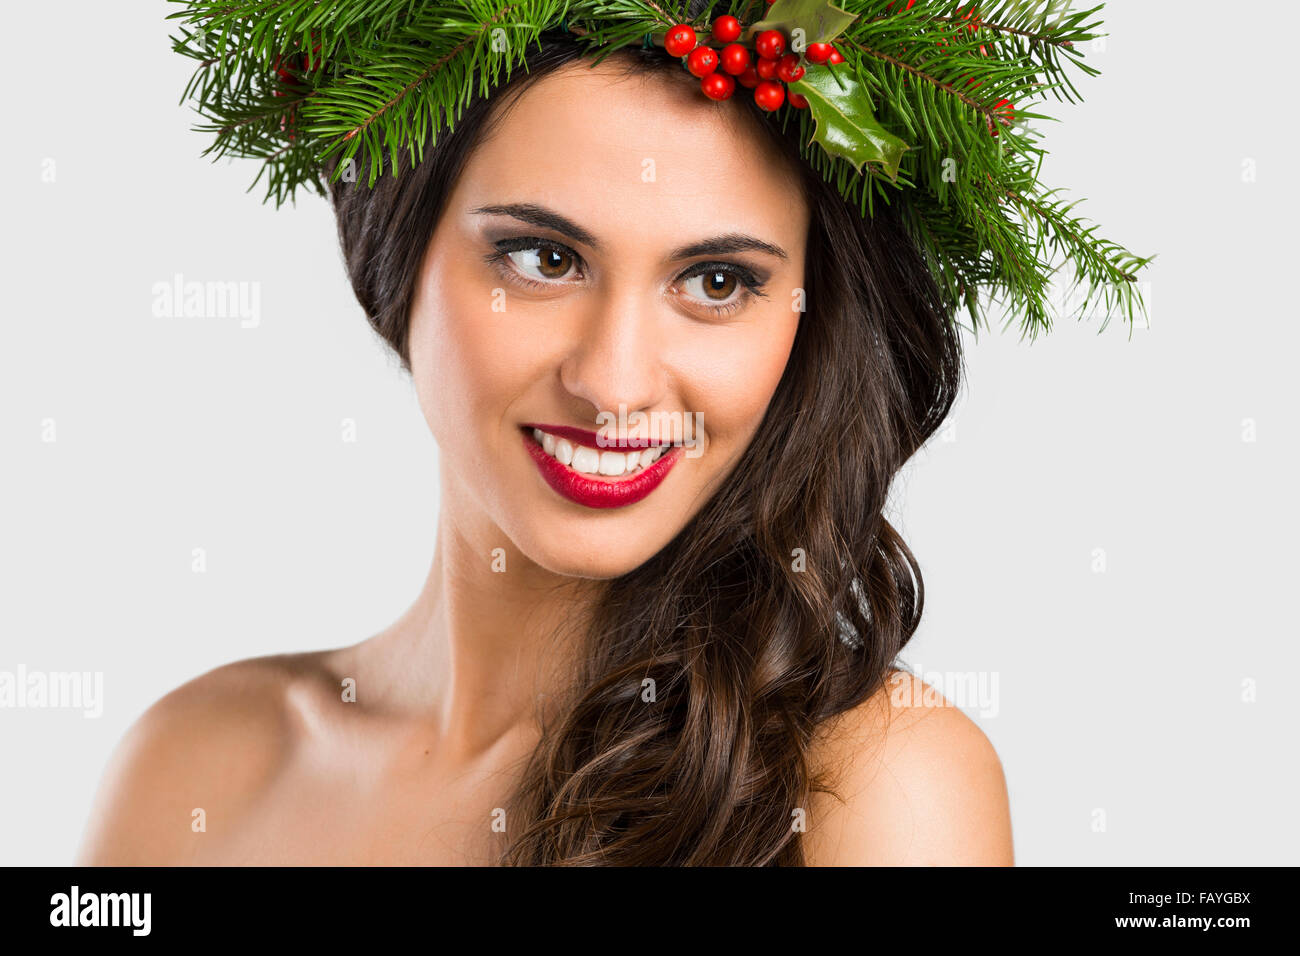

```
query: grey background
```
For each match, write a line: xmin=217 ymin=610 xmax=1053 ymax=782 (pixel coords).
xmin=1 ymin=1 xmax=1295 ymax=865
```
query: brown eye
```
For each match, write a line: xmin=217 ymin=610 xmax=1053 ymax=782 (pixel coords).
xmin=700 ymin=271 xmax=737 ymax=300
xmin=507 ymin=246 xmax=576 ymax=281
xmin=681 ymin=269 xmax=745 ymax=306
xmin=537 ymin=247 xmax=572 ymax=278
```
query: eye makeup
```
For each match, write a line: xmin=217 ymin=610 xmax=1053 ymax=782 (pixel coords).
xmin=481 ymin=235 xmax=771 ymax=319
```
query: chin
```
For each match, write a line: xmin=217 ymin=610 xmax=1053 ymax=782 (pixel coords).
xmin=508 ymin=523 xmax=676 ymax=581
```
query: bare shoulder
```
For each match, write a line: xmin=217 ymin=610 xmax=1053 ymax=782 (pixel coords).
xmin=803 ymin=669 xmax=1013 ymax=866
xmin=75 ymin=650 xmax=343 ymax=865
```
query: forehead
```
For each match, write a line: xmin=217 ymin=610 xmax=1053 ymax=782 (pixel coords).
xmin=452 ymin=58 xmax=809 ymax=251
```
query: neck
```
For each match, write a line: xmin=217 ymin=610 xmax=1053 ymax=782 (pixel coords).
xmin=362 ymin=476 xmax=598 ymax=761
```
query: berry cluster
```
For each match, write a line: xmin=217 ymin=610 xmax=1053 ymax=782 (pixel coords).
xmin=661 ymin=13 xmax=843 ymax=112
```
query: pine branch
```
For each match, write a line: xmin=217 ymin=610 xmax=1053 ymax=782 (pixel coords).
xmin=165 ymin=0 xmax=1152 ymax=334
xmin=302 ymin=1 xmax=569 ymax=187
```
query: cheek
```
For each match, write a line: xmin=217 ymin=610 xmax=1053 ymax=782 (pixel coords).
xmin=407 ymin=251 xmax=541 ymax=454
xmin=674 ymin=306 xmax=800 ymax=452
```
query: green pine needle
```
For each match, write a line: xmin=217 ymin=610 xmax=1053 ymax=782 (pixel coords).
xmin=166 ymin=0 xmax=1153 ymax=338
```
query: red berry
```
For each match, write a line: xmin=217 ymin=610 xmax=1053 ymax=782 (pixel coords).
xmin=776 ymin=53 xmax=805 ymax=83
xmin=805 ymin=43 xmax=833 ymax=64
xmin=686 ymin=45 xmax=718 ymax=77
xmin=664 ymin=24 xmax=697 ymax=58
xmin=755 ymin=29 xmax=785 ymax=60
xmin=788 ymin=91 xmax=809 ymax=109
xmin=273 ymin=54 xmax=294 ymax=82
xmin=701 ymin=72 xmax=736 ymax=100
xmin=712 ymin=15 xmax=742 ymax=44
xmin=987 ymin=98 xmax=1014 ymax=136
xmin=827 ymin=46 xmax=844 ymax=64
xmin=754 ymin=80 xmax=785 ymax=111
xmin=720 ymin=43 xmax=750 ymax=75
xmin=755 ymin=56 xmax=779 ymax=80
xmin=736 ymin=65 xmax=761 ymax=89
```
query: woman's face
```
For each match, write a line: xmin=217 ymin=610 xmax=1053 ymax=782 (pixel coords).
xmin=408 ymin=57 xmax=810 ymax=579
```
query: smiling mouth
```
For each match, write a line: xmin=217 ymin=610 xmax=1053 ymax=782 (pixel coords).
xmin=519 ymin=424 xmax=684 ymax=509
xmin=521 ymin=425 xmax=672 ymax=480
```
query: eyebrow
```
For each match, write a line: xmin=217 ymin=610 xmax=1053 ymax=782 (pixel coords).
xmin=470 ymin=202 xmax=789 ymax=262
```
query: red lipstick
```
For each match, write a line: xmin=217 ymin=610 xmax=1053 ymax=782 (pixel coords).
xmin=521 ymin=426 xmax=682 ymax=509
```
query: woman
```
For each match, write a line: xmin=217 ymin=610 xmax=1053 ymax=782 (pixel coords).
xmin=77 ymin=20 xmax=1012 ymax=866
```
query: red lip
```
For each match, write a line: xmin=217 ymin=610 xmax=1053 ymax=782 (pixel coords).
xmin=521 ymin=427 xmax=681 ymax=509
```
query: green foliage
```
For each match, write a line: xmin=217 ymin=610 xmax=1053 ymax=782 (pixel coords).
xmin=747 ymin=0 xmax=858 ymax=42
xmin=788 ymin=67 xmax=908 ymax=178
xmin=167 ymin=0 xmax=1153 ymax=338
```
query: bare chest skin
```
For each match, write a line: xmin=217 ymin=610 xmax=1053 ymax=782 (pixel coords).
xmin=189 ymin=705 xmax=530 ymax=866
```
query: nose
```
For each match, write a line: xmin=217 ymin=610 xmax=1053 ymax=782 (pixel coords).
xmin=558 ymin=282 xmax=670 ymax=425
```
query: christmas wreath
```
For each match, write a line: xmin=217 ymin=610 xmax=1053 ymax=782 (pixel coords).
xmin=168 ymin=0 xmax=1153 ymax=338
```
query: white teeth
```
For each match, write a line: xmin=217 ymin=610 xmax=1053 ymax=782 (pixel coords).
xmin=532 ymin=428 xmax=670 ymax=477
xmin=598 ymin=451 xmax=626 ymax=476
xmin=571 ymin=445 xmax=601 ymax=474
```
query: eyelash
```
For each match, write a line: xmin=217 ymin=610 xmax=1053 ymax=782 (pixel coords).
xmin=483 ymin=237 xmax=768 ymax=318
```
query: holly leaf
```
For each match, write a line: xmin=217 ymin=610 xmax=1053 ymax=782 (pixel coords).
xmin=745 ymin=0 xmax=857 ymax=45
xmin=788 ymin=67 xmax=909 ymax=180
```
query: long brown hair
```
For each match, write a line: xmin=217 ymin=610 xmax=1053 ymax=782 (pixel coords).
xmin=329 ymin=9 xmax=963 ymax=865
